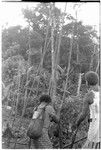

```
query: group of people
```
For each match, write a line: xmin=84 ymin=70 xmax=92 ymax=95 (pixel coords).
xmin=29 ymin=71 xmax=100 ymax=149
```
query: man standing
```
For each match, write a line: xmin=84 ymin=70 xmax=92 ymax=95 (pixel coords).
xmin=73 ymin=71 xmax=100 ymax=148
xmin=31 ymin=94 xmax=59 ymax=149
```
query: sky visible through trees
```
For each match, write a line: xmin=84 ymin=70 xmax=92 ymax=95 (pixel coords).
xmin=1 ymin=2 xmax=99 ymax=34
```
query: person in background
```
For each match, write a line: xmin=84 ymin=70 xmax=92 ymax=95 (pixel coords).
xmin=72 ymin=71 xmax=100 ymax=149
xmin=32 ymin=94 xmax=59 ymax=149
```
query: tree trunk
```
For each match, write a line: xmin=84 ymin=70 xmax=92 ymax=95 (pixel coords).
xmin=77 ymin=73 xmax=82 ymax=95
xmin=24 ymin=4 xmax=52 ymax=100
xmin=76 ymin=9 xmax=81 ymax=96
xmin=95 ymin=50 xmax=99 ymax=73
xmin=37 ymin=6 xmax=51 ymax=75
xmin=50 ymin=3 xmax=56 ymax=103
xmin=58 ymin=25 xmax=74 ymax=149
xmin=50 ymin=2 xmax=67 ymax=105
xmin=12 ymin=60 xmax=22 ymax=128
xmin=96 ymin=60 xmax=99 ymax=73
xmin=90 ymin=44 xmax=96 ymax=70
xmin=13 ymin=25 xmax=31 ymax=148
xmin=62 ymin=28 xmax=74 ymax=103
xmin=76 ymin=43 xmax=81 ymax=96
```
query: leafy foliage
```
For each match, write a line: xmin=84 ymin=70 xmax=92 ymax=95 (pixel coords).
xmin=2 ymin=55 xmax=26 ymax=86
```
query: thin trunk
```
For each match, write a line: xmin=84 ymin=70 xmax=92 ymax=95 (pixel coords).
xmin=77 ymin=43 xmax=79 ymax=63
xmin=49 ymin=3 xmax=67 ymax=103
xmin=12 ymin=60 xmax=21 ymax=128
xmin=56 ymin=3 xmax=67 ymax=66
xmin=99 ymin=86 xmax=101 ymax=142
xmin=95 ymin=50 xmax=99 ymax=73
xmin=37 ymin=24 xmax=50 ymax=75
xmin=62 ymin=27 xmax=74 ymax=104
xmin=58 ymin=25 xmax=74 ymax=149
xmin=77 ymin=73 xmax=82 ymax=95
xmin=90 ymin=44 xmax=96 ymax=70
xmin=50 ymin=3 xmax=56 ymax=103
xmin=54 ymin=4 xmax=67 ymax=148
xmin=13 ymin=9 xmax=52 ymax=147
xmin=53 ymin=4 xmax=67 ymax=148
xmin=22 ymin=4 xmax=51 ymax=107
xmin=76 ymin=43 xmax=81 ymax=95
xmin=96 ymin=60 xmax=99 ymax=73
xmin=13 ymin=25 xmax=31 ymax=148
xmin=55 ymin=3 xmax=67 ymax=105
xmin=32 ymin=4 xmax=52 ymax=97
xmin=76 ymin=8 xmax=81 ymax=96
xmin=20 ymin=25 xmax=31 ymax=119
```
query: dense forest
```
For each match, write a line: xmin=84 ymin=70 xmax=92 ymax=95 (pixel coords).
xmin=2 ymin=3 xmax=100 ymax=149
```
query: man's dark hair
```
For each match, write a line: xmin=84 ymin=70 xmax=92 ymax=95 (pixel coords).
xmin=85 ymin=71 xmax=99 ymax=86
xmin=39 ymin=94 xmax=52 ymax=104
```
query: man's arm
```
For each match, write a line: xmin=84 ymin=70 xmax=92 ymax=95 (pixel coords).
xmin=75 ymin=91 xmax=94 ymax=127
xmin=49 ymin=113 xmax=59 ymax=123
xmin=76 ymin=99 xmax=89 ymax=127
xmin=47 ymin=105 xmax=59 ymax=123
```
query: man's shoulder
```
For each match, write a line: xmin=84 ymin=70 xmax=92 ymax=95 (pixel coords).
xmin=85 ymin=90 xmax=94 ymax=104
xmin=86 ymin=90 xmax=94 ymax=97
xmin=46 ymin=104 xmax=53 ymax=109
xmin=46 ymin=105 xmax=55 ymax=113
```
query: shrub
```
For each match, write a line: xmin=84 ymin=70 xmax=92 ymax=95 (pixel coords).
xmin=49 ymin=95 xmax=90 ymax=148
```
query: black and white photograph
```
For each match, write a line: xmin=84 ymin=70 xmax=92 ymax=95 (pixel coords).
xmin=1 ymin=1 xmax=100 ymax=149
